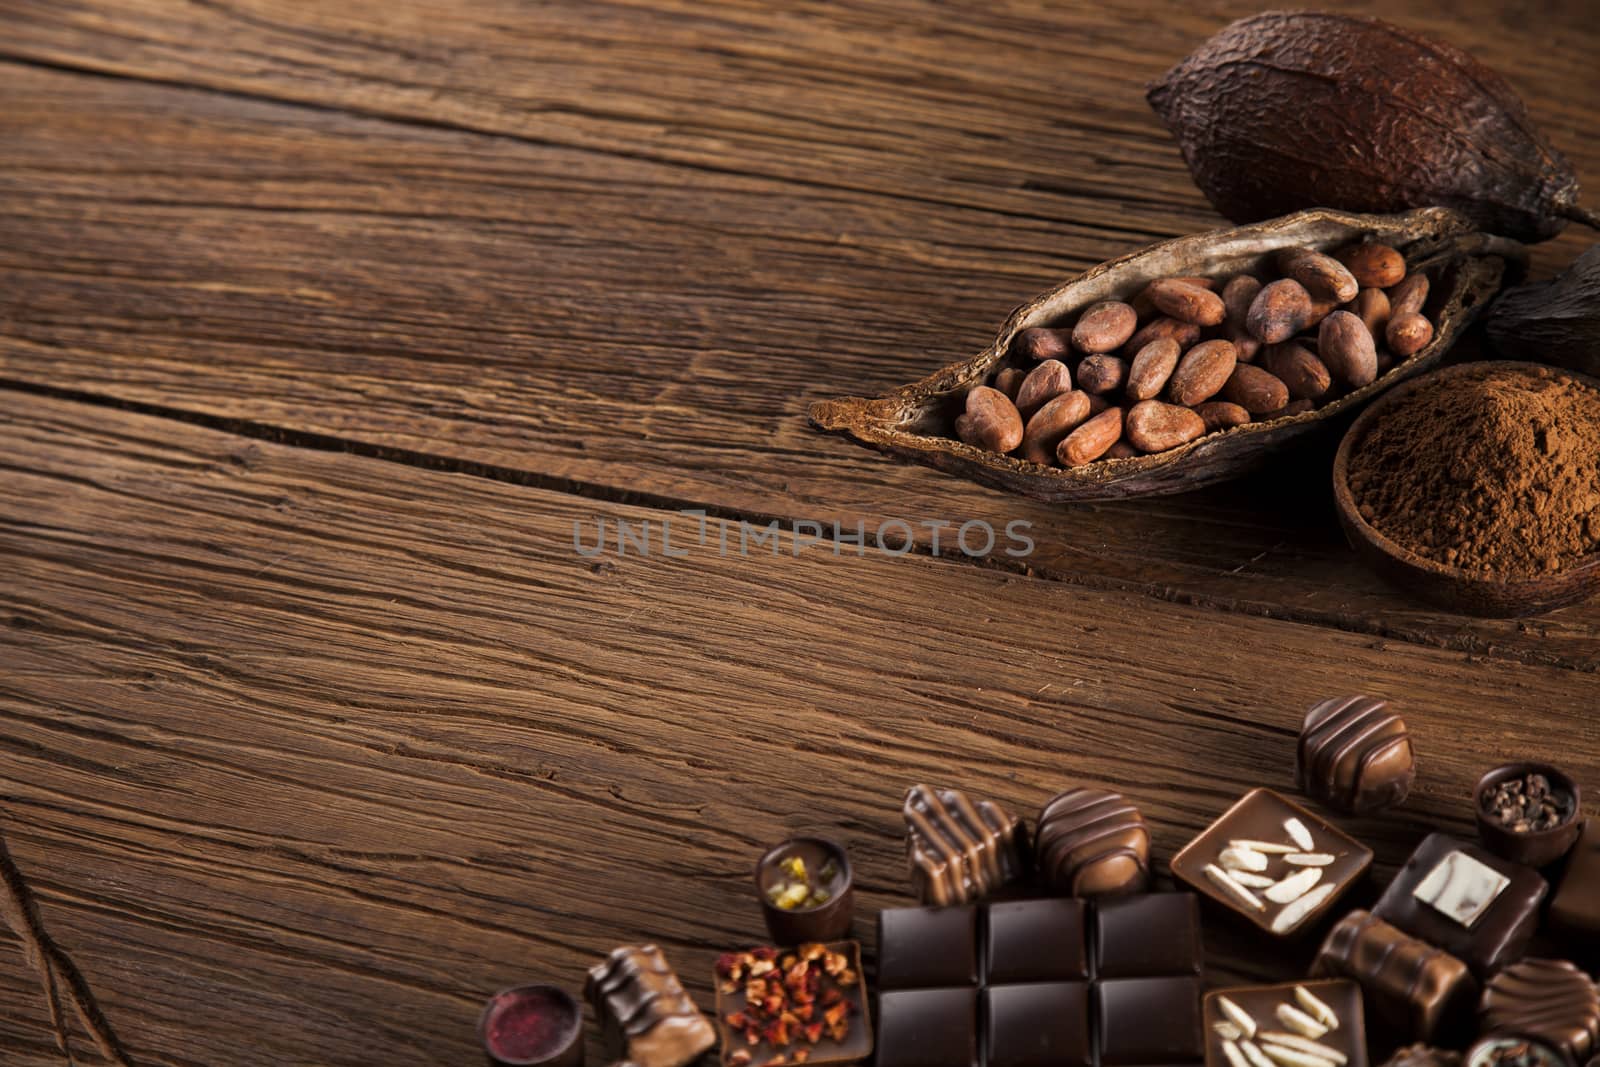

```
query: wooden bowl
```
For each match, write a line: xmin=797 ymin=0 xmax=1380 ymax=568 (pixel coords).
xmin=809 ymin=207 xmax=1518 ymax=501
xmin=1331 ymin=361 xmax=1600 ymax=618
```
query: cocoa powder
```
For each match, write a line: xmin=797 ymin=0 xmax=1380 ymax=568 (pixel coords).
xmin=1347 ymin=366 xmax=1600 ymax=576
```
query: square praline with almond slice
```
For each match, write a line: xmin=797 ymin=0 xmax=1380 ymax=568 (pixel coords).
xmin=1172 ymin=789 xmax=1373 ymax=937
xmin=714 ymin=941 xmax=872 ymax=1067
xmin=1203 ymin=980 xmax=1367 ymax=1067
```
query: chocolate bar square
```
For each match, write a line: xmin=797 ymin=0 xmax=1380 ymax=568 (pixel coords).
xmin=1203 ymin=981 xmax=1367 ymax=1067
xmin=877 ymin=906 xmax=979 ymax=990
xmin=1372 ymin=833 xmax=1546 ymax=977
xmin=1171 ymin=789 xmax=1372 ymax=938
xmin=983 ymin=982 xmax=1091 ymax=1067
xmin=1097 ymin=976 xmax=1205 ymax=1066
xmin=1096 ymin=893 xmax=1203 ymax=978
xmin=876 ymin=988 xmax=979 ymax=1067
xmin=1550 ymin=818 xmax=1600 ymax=946
xmin=986 ymin=899 xmax=1089 ymax=984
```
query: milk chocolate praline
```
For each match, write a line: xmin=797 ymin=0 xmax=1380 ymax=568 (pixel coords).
xmin=1296 ymin=695 xmax=1415 ymax=813
xmin=1035 ymin=789 xmax=1150 ymax=897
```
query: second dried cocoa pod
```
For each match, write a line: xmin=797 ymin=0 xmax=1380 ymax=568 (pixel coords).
xmin=1166 ymin=339 xmax=1238 ymax=406
xmin=1126 ymin=400 xmax=1206 ymax=453
xmin=955 ymin=386 xmax=1023 ymax=453
xmin=1247 ymin=278 xmax=1315 ymax=344
xmin=1318 ymin=310 xmax=1379 ymax=387
xmin=1261 ymin=342 xmax=1333 ymax=400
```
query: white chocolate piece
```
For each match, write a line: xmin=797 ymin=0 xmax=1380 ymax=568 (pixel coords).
xmin=1276 ymin=1002 xmax=1329 ymax=1039
xmin=1206 ymin=865 xmax=1267 ymax=913
xmin=1223 ymin=1041 xmax=1253 ymax=1067
xmin=1221 ymin=846 xmax=1271 ymax=873
xmin=1230 ymin=840 xmax=1298 ymax=854
xmin=1285 ymin=853 xmax=1336 ymax=867
xmin=1270 ymin=884 xmax=1337 ymax=934
xmin=1284 ymin=817 xmax=1315 ymax=851
xmin=1230 ymin=871 xmax=1276 ymax=888
xmin=1413 ymin=850 xmax=1511 ymax=928
xmin=1294 ymin=986 xmax=1340 ymax=1030
xmin=1260 ymin=1033 xmax=1348 ymax=1065
xmin=1264 ymin=867 xmax=1324 ymax=904
xmin=1217 ymin=995 xmax=1258 ymax=1040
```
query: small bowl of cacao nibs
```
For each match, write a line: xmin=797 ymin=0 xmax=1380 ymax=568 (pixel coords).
xmin=1474 ymin=762 xmax=1583 ymax=868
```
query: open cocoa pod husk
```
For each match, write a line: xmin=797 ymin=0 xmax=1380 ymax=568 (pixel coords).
xmin=809 ymin=208 xmax=1519 ymax=501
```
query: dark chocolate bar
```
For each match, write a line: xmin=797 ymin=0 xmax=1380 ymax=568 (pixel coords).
xmin=1550 ymin=819 xmax=1600 ymax=946
xmin=1035 ymin=789 xmax=1150 ymax=897
xmin=1311 ymin=910 xmax=1477 ymax=1043
xmin=904 ymin=784 xmax=1029 ymax=906
xmin=879 ymin=905 xmax=980 ymax=990
xmin=877 ymin=988 xmax=979 ymax=1067
xmin=984 ymin=982 xmax=1092 ymax=1067
xmin=1479 ymin=959 xmax=1600 ymax=1064
xmin=1372 ymin=833 xmax=1547 ymax=978
xmin=587 ymin=945 xmax=716 ymax=1067
xmin=1296 ymin=695 xmax=1415 ymax=813
xmin=986 ymin=899 xmax=1089 ymax=984
xmin=1097 ymin=976 xmax=1206 ymax=1065
xmin=1095 ymin=893 xmax=1203 ymax=978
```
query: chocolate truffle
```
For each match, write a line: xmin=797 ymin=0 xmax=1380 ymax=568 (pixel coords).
xmin=1373 ymin=833 xmax=1548 ymax=978
xmin=904 ymin=784 xmax=1029 ymax=906
xmin=587 ymin=945 xmax=716 ymax=1067
xmin=1383 ymin=1047 xmax=1464 ymax=1067
xmin=1311 ymin=909 xmax=1478 ymax=1042
xmin=1480 ymin=959 xmax=1600 ymax=1064
xmin=1035 ymin=789 xmax=1150 ymax=897
xmin=1296 ymin=695 xmax=1415 ymax=813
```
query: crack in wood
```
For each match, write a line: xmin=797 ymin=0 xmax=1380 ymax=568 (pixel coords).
xmin=0 ymin=822 xmax=135 ymax=1067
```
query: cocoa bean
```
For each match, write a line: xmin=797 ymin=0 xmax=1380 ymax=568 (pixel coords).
xmin=1106 ymin=439 xmax=1140 ymax=460
xmin=1195 ymin=401 xmax=1251 ymax=432
xmin=1277 ymin=247 xmax=1360 ymax=303
xmin=1020 ymin=391 xmax=1093 ymax=465
xmin=1125 ymin=338 xmax=1182 ymax=401
xmin=1013 ymin=327 xmax=1072 ymax=362
xmin=1146 ymin=278 xmax=1226 ymax=326
xmin=1303 ymin=297 xmax=1341 ymax=331
xmin=1335 ymin=241 xmax=1407 ymax=288
xmin=1071 ymin=301 xmax=1138 ymax=354
xmin=1387 ymin=312 xmax=1435 ymax=357
xmin=1220 ymin=364 xmax=1291 ymax=414
xmin=1318 ymin=310 xmax=1379 ymax=387
xmin=1130 ymin=276 xmax=1215 ymax=318
xmin=1124 ymin=316 xmax=1201 ymax=356
xmin=1246 ymin=278 xmax=1314 ymax=344
xmin=955 ymin=386 xmax=1023 ymax=452
xmin=1261 ymin=342 xmax=1333 ymax=400
xmin=1352 ymin=287 xmax=1391 ymax=340
xmin=1388 ymin=273 xmax=1430 ymax=317
xmin=1077 ymin=354 xmax=1129 ymax=395
xmin=1126 ymin=400 xmax=1207 ymax=453
xmin=1167 ymin=339 xmax=1238 ymax=406
xmin=992 ymin=366 xmax=1026 ymax=401
xmin=1015 ymin=359 xmax=1074 ymax=418
xmin=1058 ymin=407 xmax=1124 ymax=466
xmin=1222 ymin=274 xmax=1264 ymax=362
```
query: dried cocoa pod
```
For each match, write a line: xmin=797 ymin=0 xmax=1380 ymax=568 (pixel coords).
xmin=1058 ymin=407 xmax=1123 ymax=466
xmin=1071 ymin=301 xmax=1138 ymax=354
xmin=1195 ymin=401 xmax=1251 ymax=432
xmin=1221 ymin=364 xmax=1290 ymax=414
xmin=1389 ymin=274 xmax=1430 ymax=317
xmin=1485 ymin=243 xmax=1600 ymax=377
xmin=1015 ymin=359 xmax=1073 ymax=419
xmin=1124 ymin=316 xmax=1201 ymax=356
xmin=1386 ymin=313 xmax=1435 ymax=358
xmin=1146 ymin=278 xmax=1226 ymax=326
xmin=1077 ymin=355 xmax=1129 ymax=395
xmin=1021 ymin=391 xmax=1092 ymax=466
xmin=1262 ymin=342 xmax=1333 ymax=400
xmin=1126 ymin=337 xmax=1182 ymax=402
xmin=1353 ymin=288 xmax=1391 ymax=340
xmin=1277 ymin=248 xmax=1360 ymax=303
xmin=992 ymin=366 xmax=1026 ymax=401
xmin=1126 ymin=401 xmax=1206 ymax=453
xmin=955 ymin=386 xmax=1023 ymax=452
xmin=1336 ymin=242 xmax=1407 ymax=289
xmin=1319 ymin=310 xmax=1380 ymax=387
xmin=1247 ymin=278 xmax=1314 ymax=344
xmin=1167 ymin=339 xmax=1237 ymax=406
xmin=1014 ymin=327 xmax=1072 ymax=362
xmin=1147 ymin=12 xmax=1597 ymax=242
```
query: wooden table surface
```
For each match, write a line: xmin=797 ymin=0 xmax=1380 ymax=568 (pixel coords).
xmin=1 ymin=2 xmax=1597 ymax=1064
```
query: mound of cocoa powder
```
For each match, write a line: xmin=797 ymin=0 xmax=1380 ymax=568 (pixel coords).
xmin=1347 ymin=365 xmax=1600 ymax=576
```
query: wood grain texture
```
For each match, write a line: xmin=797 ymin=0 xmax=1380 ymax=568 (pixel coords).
xmin=0 ymin=394 xmax=1596 ymax=1065
xmin=1 ymin=4 xmax=1598 ymax=668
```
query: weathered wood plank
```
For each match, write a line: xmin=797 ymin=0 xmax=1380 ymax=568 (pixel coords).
xmin=0 ymin=393 xmax=1595 ymax=1063
xmin=0 ymin=62 xmax=1597 ymax=669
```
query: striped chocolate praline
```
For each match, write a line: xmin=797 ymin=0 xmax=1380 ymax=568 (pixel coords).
xmin=902 ymin=784 xmax=1029 ymax=906
xmin=1035 ymin=788 xmax=1150 ymax=897
xmin=1296 ymin=695 xmax=1415 ymax=813
xmin=1480 ymin=959 xmax=1600 ymax=1064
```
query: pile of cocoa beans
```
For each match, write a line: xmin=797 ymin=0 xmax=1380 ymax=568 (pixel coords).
xmin=952 ymin=242 xmax=1436 ymax=466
